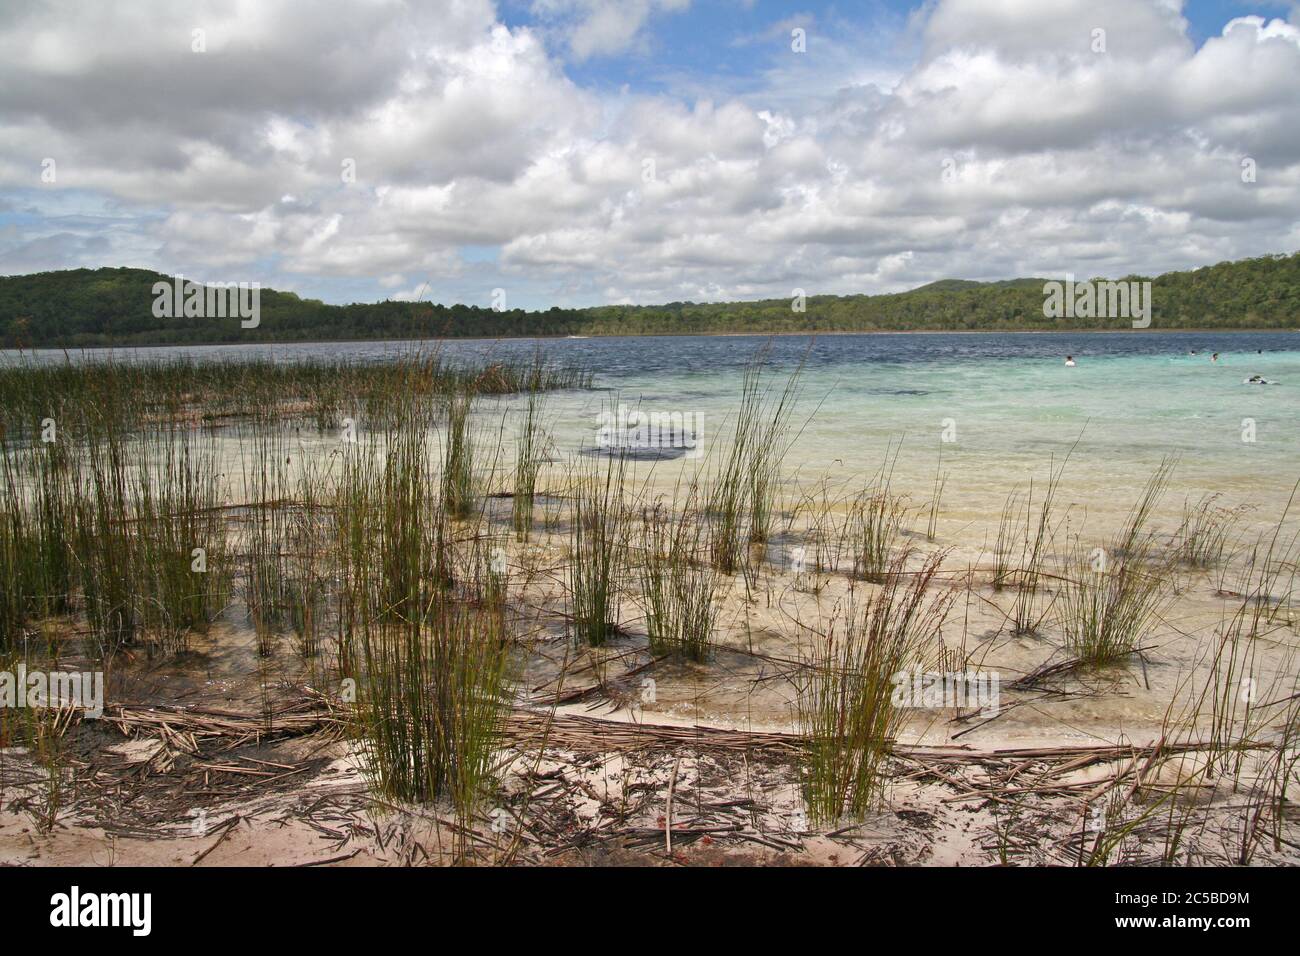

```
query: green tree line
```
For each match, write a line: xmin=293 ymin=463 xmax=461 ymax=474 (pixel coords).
xmin=2 ymin=252 xmax=1296 ymax=348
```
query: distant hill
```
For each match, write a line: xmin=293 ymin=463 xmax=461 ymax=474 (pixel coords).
xmin=908 ymin=279 xmax=988 ymax=293
xmin=1 ymin=252 xmax=1297 ymax=347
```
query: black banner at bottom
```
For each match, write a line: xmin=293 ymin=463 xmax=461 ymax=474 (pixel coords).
xmin=0 ymin=865 xmax=1272 ymax=942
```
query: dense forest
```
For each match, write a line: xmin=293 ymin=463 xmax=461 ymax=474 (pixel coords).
xmin=1 ymin=252 xmax=1296 ymax=348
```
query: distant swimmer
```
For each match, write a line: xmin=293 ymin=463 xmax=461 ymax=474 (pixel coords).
xmin=1212 ymin=352 xmax=1220 ymax=362
xmin=1244 ymin=374 xmax=1275 ymax=385
xmin=1064 ymin=355 xmax=1076 ymax=367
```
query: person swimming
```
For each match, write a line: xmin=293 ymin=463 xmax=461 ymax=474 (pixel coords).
xmin=1245 ymin=374 xmax=1272 ymax=385
xmin=1064 ymin=355 xmax=1076 ymax=367
xmin=1212 ymin=352 xmax=1220 ymax=362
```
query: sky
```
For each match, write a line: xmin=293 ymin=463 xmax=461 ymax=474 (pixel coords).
xmin=1 ymin=0 xmax=1298 ymax=310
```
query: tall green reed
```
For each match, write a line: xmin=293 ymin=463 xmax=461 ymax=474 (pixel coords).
xmin=512 ymin=388 xmax=546 ymax=542
xmin=639 ymin=488 xmax=723 ymax=662
xmin=0 ymin=437 xmax=75 ymax=647
xmin=849 ymin=448 xmax=906 ymax=584
xmin=134 ymin=425 xmax=230 ymax=651
xmin=798 ymin=550 xmax=954 ymax=823
xmin=570 ymin=451 xmax=628 ymax=647
xmin=240 ymin=418 xmax=295 ymax=655
xmin=442 ymin=391 xmax=476 ymax=521
xmin=1009 ymin=452 xmax=1071 ymax=636
xmin=353 ymin=600 xmax=511 ymax=820
xmin=1054 ymin=540 xmax=1172 ymax=666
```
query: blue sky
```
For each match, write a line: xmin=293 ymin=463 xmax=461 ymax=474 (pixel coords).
xmin=501 ymin=1 xmax=916 ymax=95
xmin=1184 ymin=0 xmax=1297 ymax=38
xmin=497 ymin=1 xmax=1297 ymax=92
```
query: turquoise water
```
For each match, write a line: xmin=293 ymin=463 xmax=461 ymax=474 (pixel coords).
xmin=525 ymin=331 xmax=1299 ymax=546
xmin=12 ymin=330 xmax=1300 ymax=548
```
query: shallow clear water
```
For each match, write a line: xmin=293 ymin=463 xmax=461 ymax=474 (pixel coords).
xmin=12 ymin=330 xmax=1300 ymax=547
xmin=10 ymin=332 xmax=1300 ymax=747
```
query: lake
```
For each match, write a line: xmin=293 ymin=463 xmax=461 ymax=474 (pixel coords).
xmin=14 ymin=329 xmax=1297 ymax=556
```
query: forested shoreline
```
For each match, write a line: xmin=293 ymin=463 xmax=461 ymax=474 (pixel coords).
xmin=2 ymin=252 xmax=1296 ymax=347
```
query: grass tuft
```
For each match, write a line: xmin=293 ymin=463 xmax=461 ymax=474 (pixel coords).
xmin=798 ymin=550 xmax=954 ymax=824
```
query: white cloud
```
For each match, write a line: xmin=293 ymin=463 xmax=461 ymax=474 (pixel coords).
xmin=1 ymin=0 xmax=1298 ymax=307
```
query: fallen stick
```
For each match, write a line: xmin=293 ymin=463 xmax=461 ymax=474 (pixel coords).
xmin=665 ymin=756 xmax=681 ymax=855
xmin=190 ymin=815 xmax=242 ymax=866
xmin=298 ymin=849 xmax=363 ymax=867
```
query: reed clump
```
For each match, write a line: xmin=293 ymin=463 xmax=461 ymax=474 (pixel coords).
xmin=135 ymin=425 xmax=231 ymax=651
xmin=1054 ymin=543 xmax=1172 ymax=667
xmin=5 ymin=415 xmax=233 ymax=655
xmin=1200 ymin=489 xmax=1300 ymax=781
xmin=286 ymin=461 xmax=331 ymax=658
xmin=639 ymin=491 xmax=723 ymax=662
xmin=1115 ymin=457 xmax=1175 ymax=559
xmin=570 ymin=452 xmax=628 ymax=647
xmin=340 ymin=384 xmax=512 ymax=822
xmin=0 ymin=438 xmax=75 ymax=647
xmin=926 ymin=446 xmax=947 ymax=543
xmin=0 ymin=352 xmax=592 ymax=438
xmin=1008 ymin=454 xmax=1070 ymax=636
xmin=353 ymin=601 xmax=511 ymax=816
xmin=798 ymin=550 xmax=954 ymax=824
xmin=786 ymin=476 xmax=853 ymax=585
xmin=1054 ymin=462 xmax=1175 ymax=665
xmin=74 ymin=413 xmax=142 ymax=651
xmin=512 ymin=388 xmax=546 ymax=542
xmin=745 ymin=354 xmax=803 ymax=545
xmin=847 ymin=449 xmax=908 ymax=584
xmin=990 ymin=487 xmax=1022 ymax=592
xmin=1176 ymin=493 xmax=1245 ymax=570
xmin=442 ymin=392 xmax=477 ymax=521
xmin=849 ymin=487 xmax=907 ymax=584
xmin=707 ymin=352 xmax=804 ymax=572
xmin=240 ymin=421 xmax=295 ymax=656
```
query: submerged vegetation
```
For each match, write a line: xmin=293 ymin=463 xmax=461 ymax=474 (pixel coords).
xmin=849 ymin=450 xmax=907 ymax=584
xmin=0 ymin=350 xmax=581 ymax=831
xmin=0 ymin=352 xmax=592 ymax=440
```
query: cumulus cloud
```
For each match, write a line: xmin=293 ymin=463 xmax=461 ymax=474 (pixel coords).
xmin=0 ymin=0 xmax=1297 ymax=308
